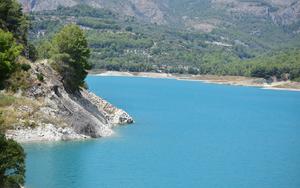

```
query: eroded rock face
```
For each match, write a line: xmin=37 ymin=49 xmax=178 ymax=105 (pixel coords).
xmin=20 ymin=0 xmax=77 ymax=12
xmin=6 ymin=60 xmax=133 ymax=142
xmin=20 ymin=0 xmax=168 ymax=25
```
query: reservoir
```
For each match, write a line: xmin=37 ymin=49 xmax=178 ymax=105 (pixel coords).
xmin=24 ymin=76 xmax=300 ymax=188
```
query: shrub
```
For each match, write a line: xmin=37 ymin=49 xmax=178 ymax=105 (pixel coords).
xmin=28 ymin=43 xmax=38 ymax=62
xmin=36 ymin=73 xmax=44 ymax=82
xmin=0 ymin=30 xmax=23 ymax=88
xmin=0 ymin=133 xmax=26 ymax=188
xmin=20 ymin=63 xmax=31 ymax=71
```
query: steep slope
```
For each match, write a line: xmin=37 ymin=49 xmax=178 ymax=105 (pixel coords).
xmin=4 ymin=60 xmax=133 ymax=142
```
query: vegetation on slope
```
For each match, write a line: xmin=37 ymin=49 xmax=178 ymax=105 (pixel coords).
xmin=0 ymin=29 xmax=23 ymax=87
xmin=0 ymin=0 xmax=28 ymax=46
xmin=30 ymin=4 xmax=300 ymax=81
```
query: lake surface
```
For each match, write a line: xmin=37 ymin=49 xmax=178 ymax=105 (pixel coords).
xmin=24 ymin=76 xmax=300 ymax=188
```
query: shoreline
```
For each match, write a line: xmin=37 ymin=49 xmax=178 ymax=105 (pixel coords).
xmin=4 ymin=62 xmax=134 ymax=144
xmin=89 ymin=71 xmax=300 ymax=92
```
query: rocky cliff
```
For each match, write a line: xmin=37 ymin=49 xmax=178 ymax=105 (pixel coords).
xmin=5 ymin=60 xmax=133 ymax=142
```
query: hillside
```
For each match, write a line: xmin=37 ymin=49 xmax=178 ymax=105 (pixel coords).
xmin=20 ymin=0 xmax=300 ymax=28
xmin=19 ymin=1 xmax=300 ymax=81
xmin=20 ymin=0 xmax=300 ymax=48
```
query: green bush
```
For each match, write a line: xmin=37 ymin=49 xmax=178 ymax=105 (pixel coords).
xmin=0 ymin=133 xmax=26 ymax=188
xmin=0 ymin=0 xmax=29 ymax=46
xmin=20 ymin=63 xmax=31 ymax=71
xmin=36 ymin=73 xmax=44 ymax=82
xmin=28 ymin=43 xmax=38 ymax=62
xmin=0 ymin=29 xmax=23 ymax=88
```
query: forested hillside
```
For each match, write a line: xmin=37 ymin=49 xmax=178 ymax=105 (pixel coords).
xmin=20 ymin=0 xmax=300 ymax=81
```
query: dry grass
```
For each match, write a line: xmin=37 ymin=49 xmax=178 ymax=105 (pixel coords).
xmin=0 ymin=92 xmax=67 ymax=131
xmin=0 ymin=93 xmax=43 ymax=130
xmin=0 ymin=94 xmax=16 ymax=107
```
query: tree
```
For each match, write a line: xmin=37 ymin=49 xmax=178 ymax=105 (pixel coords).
xmin=0 ymin=133 xmax=25 ymax=188
xmin=0 ymin=0 xmax=29 ymax=46
xmin=36 ymin=40 xmax=54 ymax=60
xmin=52 ymin=24 xmax=91 ymax=92
xmin=0 ymin=29 xmax=23 ymax=87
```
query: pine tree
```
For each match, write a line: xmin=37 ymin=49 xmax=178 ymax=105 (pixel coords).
xmin=52 ymin=24 xmax=91 ymax=92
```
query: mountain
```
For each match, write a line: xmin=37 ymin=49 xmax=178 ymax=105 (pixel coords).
xmin=20 ymin=0 xmax=300 ymax=29
xmin=19 ymin=0 xmax=300 ymax=81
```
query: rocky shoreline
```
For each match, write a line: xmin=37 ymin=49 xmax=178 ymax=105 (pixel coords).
xmin=91 ymin=71 xmax=300 ymax=92
xmin=5 ymin=91 xmax=133 ymax=143
xmin=4 ymin=61 xmax=133 ymax=143
xmin=6 ymin=124 xmax=89 ymax=143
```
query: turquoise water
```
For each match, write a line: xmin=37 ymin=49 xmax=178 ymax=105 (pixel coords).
xmin=24 ymin=76 xmax=300 ymax=188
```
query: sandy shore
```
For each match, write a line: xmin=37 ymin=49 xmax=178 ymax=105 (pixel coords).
xmin=90 ymin=71 xmax=300 ymax=92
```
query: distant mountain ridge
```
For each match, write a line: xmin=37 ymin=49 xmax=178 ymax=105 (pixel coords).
xmin=20 ymin=0 xmax=300 ymax=30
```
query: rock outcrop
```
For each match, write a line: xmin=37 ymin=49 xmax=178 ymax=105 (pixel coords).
xmin=5 ymin=60 xmax=133 ymax=142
